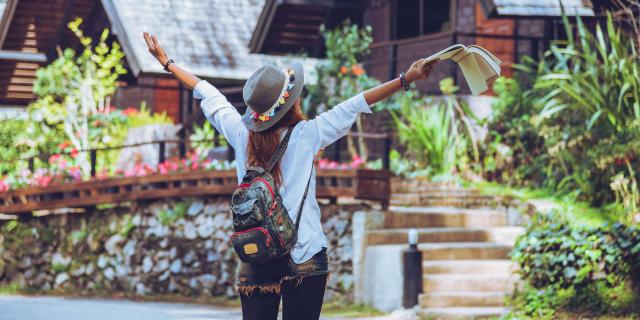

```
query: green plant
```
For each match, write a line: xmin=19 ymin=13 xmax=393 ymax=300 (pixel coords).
xmin=304 ymin=21 xmax=383 ymax=161
xmin=23 ymin=17 xmax=127 ymax=178
xmin=189 ymin=121 xmax=227 ymax=157
xmin=485 ymin=12 xmax=640 ymax=209
xmin=0 ymin=119 xmax=28 ymax=175
xmin=387 ymin=78 xmax=478 ymax=178
xmin=510 ymin=211 xmax=640 ymax=317
xmin=157 ymin=202 xmax=188 ymax=226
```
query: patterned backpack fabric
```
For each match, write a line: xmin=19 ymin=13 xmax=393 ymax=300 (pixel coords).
xmin=230 ymin=127 xmax=312 ymax=264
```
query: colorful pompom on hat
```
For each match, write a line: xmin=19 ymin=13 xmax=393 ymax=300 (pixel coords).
xmin=242 ymin=62 xmax=304 ymax=132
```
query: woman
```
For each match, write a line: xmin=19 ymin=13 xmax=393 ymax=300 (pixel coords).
xmin=143 ymin=32 xmax=435 ymax=319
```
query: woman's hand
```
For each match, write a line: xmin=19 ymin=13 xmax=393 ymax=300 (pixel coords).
xmin=142 ymin=32 xmax=201 ymax=89
xmin=405 ymin=59 xmax=436 ymax=83
xmin=143 ymin=32 xmax=169 ymax=66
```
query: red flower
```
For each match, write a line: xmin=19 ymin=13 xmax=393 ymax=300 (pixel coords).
xmin=351 ymin=65 xmax=365 ymax=76
xmin=340 ymin=66 xmax=348 ymax=74
xmin=123 ymin=107 xmax=138 ymax=116
xmin=70 ymin=148 xmax=79 ymax=158
xmin=58 ymin=141 xmax=71 ymax=150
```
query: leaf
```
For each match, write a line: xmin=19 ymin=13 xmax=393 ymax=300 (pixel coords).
xmin=587 ymin=109 xmax=602 ymax=130
xmin=563 ymin=267 xmax=577 ymax=279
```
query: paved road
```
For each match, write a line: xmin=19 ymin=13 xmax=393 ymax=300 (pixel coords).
xmin=0 ymin=295 xmax=243 ymax=320
xmin=0 ymin=295 xmax=397 ymax=320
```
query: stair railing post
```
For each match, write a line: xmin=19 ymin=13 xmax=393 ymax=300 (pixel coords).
xmin=90 ymin=149 xmax=97 ymax=178
xmin=403 ymin=228 xmax=423 ymax=308
xmin=158 ymin=141 xmax=166 ymax=164
xmin=383 ymin=134 xmax=391 ymax=171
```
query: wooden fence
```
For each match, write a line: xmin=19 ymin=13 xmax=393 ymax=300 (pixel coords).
xmin=2 ymin=133 xmax=393 ymax=215
xmin=0 ymin=168 xmax=391 ymax=215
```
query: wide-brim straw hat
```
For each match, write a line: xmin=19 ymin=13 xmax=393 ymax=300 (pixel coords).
xmin=242 ymin=62 xmax=304 ymax=132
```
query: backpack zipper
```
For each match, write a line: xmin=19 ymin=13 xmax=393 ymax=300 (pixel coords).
xmin=231 ymin=227 xmax=272 ymax=247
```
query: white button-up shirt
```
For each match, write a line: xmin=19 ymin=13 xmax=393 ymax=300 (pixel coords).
xmin=194 ymin=80 xmax=372 ymax=264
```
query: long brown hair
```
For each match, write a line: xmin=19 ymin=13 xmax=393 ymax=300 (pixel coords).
xmin=247 ymin=99 xmax=305 ymax=187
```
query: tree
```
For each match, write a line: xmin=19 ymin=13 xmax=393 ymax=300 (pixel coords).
xmin=26 ymin=18 xmax=127 ymax=177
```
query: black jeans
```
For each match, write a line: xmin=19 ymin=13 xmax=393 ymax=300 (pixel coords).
xmin=240 ymin=275 xmax=328 ymax=320
xmin=236 ymin=248 xmax=330 ymax=320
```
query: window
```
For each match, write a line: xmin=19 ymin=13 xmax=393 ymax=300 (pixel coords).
xmin=393 ymin=0 xmax=451 ymax=40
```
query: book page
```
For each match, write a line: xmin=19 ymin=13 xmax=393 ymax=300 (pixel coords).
xmin=423 ymin=44 xmax=467 ymax=63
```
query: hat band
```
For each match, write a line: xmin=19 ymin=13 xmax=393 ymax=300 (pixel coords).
xmin=251 ymin=68 xmax=295 ymax=122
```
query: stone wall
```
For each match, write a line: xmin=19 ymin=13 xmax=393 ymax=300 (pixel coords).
xmin=0 ymin=197 xmax=370 ymax=302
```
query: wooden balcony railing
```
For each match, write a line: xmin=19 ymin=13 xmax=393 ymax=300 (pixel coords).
xmin=0 ymin=168 xmax=391 ymax=215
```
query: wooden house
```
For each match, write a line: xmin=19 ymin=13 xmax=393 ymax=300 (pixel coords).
xmin=250 ymin=0 xmax=606 ymax=95
xmin=0 ymin=0 xmax=316 ymax=138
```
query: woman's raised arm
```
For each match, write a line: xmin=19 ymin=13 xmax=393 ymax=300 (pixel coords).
xmin=303 ymin=59 xmax=436 ymax=152
xmin=142 ymin=32 xmax=247 ymax=149
xmin=363 ymin=59 xmax=435 ymax=105
xmin=143 ymin=32 xmax=201 ymax=89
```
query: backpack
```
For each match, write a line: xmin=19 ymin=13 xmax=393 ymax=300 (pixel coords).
xmin=230 ymin=126 xmax=312 ymax=264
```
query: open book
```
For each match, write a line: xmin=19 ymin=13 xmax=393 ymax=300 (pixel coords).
xmin=421 ymin=44 xmax=501 ymax=95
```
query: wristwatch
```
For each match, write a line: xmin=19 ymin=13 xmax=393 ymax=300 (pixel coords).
xmin=163 ymin=59 xmax=174 ymax=72
xmin=399 ymin=72 xmax=410 ymax=92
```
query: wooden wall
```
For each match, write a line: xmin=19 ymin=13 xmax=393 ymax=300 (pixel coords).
xmin=362 ymin=0 xmax=549 ymax=96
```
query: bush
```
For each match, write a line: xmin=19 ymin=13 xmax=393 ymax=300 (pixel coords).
xmin=510 ymin=212 xmax=640 ymax=318
xmin=485 ymin=12 xmax=640 ymax=217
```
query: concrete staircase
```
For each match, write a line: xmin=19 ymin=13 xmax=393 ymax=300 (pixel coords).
xmin=365 ymin=179 xmax=523 ymax=319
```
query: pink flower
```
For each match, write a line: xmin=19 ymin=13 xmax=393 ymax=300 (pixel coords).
xmin=48 ymin=154 xmax=61 ymax=164
xmin=158 ymin=163 xmax=169 ymax=174
xmin=37 ymin=175 xmax=53 ymax=188
xmin=0 ymin=179 xmax=9 ymax=192
xmin=57 ymin=158 xmax=68 ymax=169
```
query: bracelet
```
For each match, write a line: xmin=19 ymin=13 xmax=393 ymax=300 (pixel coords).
xmin=399 ymin=72 xmax=410 ymax=92
xmin=163 ymin=59 xmax=174 ymax=72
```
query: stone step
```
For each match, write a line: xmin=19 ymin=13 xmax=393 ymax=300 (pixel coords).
xmin=423 ymin=260 xmax=517 ymax=275
xmin=420 ymin=243 xmax=512 ymax=260
xmin=384 ymin=207 xmax=507 ymax=228
xmin=423 ymin=274 xmax=520 ymax=292
xmin=366 ymin=227 xmax=524 ymax=245
xmin=420 ymin=307 xmax=509 ymax=319
xmin=420 ymin=291 xmax=506 ymax=308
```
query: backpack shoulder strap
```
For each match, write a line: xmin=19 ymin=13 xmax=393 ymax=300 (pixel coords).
xmin=294 ymin=158 xmax=314 ymax=231
xmin=267 ymin=126 xmax=294 ymax=173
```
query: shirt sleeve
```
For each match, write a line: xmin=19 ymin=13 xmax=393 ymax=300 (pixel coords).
xmin=193 ymin=80 xmax=247 ymax=149
xmin=303 ymin=92 xmax=373 ymax=153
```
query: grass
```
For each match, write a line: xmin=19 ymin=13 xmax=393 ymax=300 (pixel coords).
xmin=470 ymin=180 xmax=623 ymax=228
xmin=321 ymin=301 xmax=385 ymax=317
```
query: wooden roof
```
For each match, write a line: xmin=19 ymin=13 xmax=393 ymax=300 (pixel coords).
xmin=249 ymin=0 xmax=364 ymax=56
xmin=480 ymin=0 xmax=595 ymax=17
xmin=0 ymin=0 xmax=98 ymax=106
xmin=0 ymin=0 xmax=318 ymax=107
xmin=101 ymin=0 xmax=319 ymax=82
